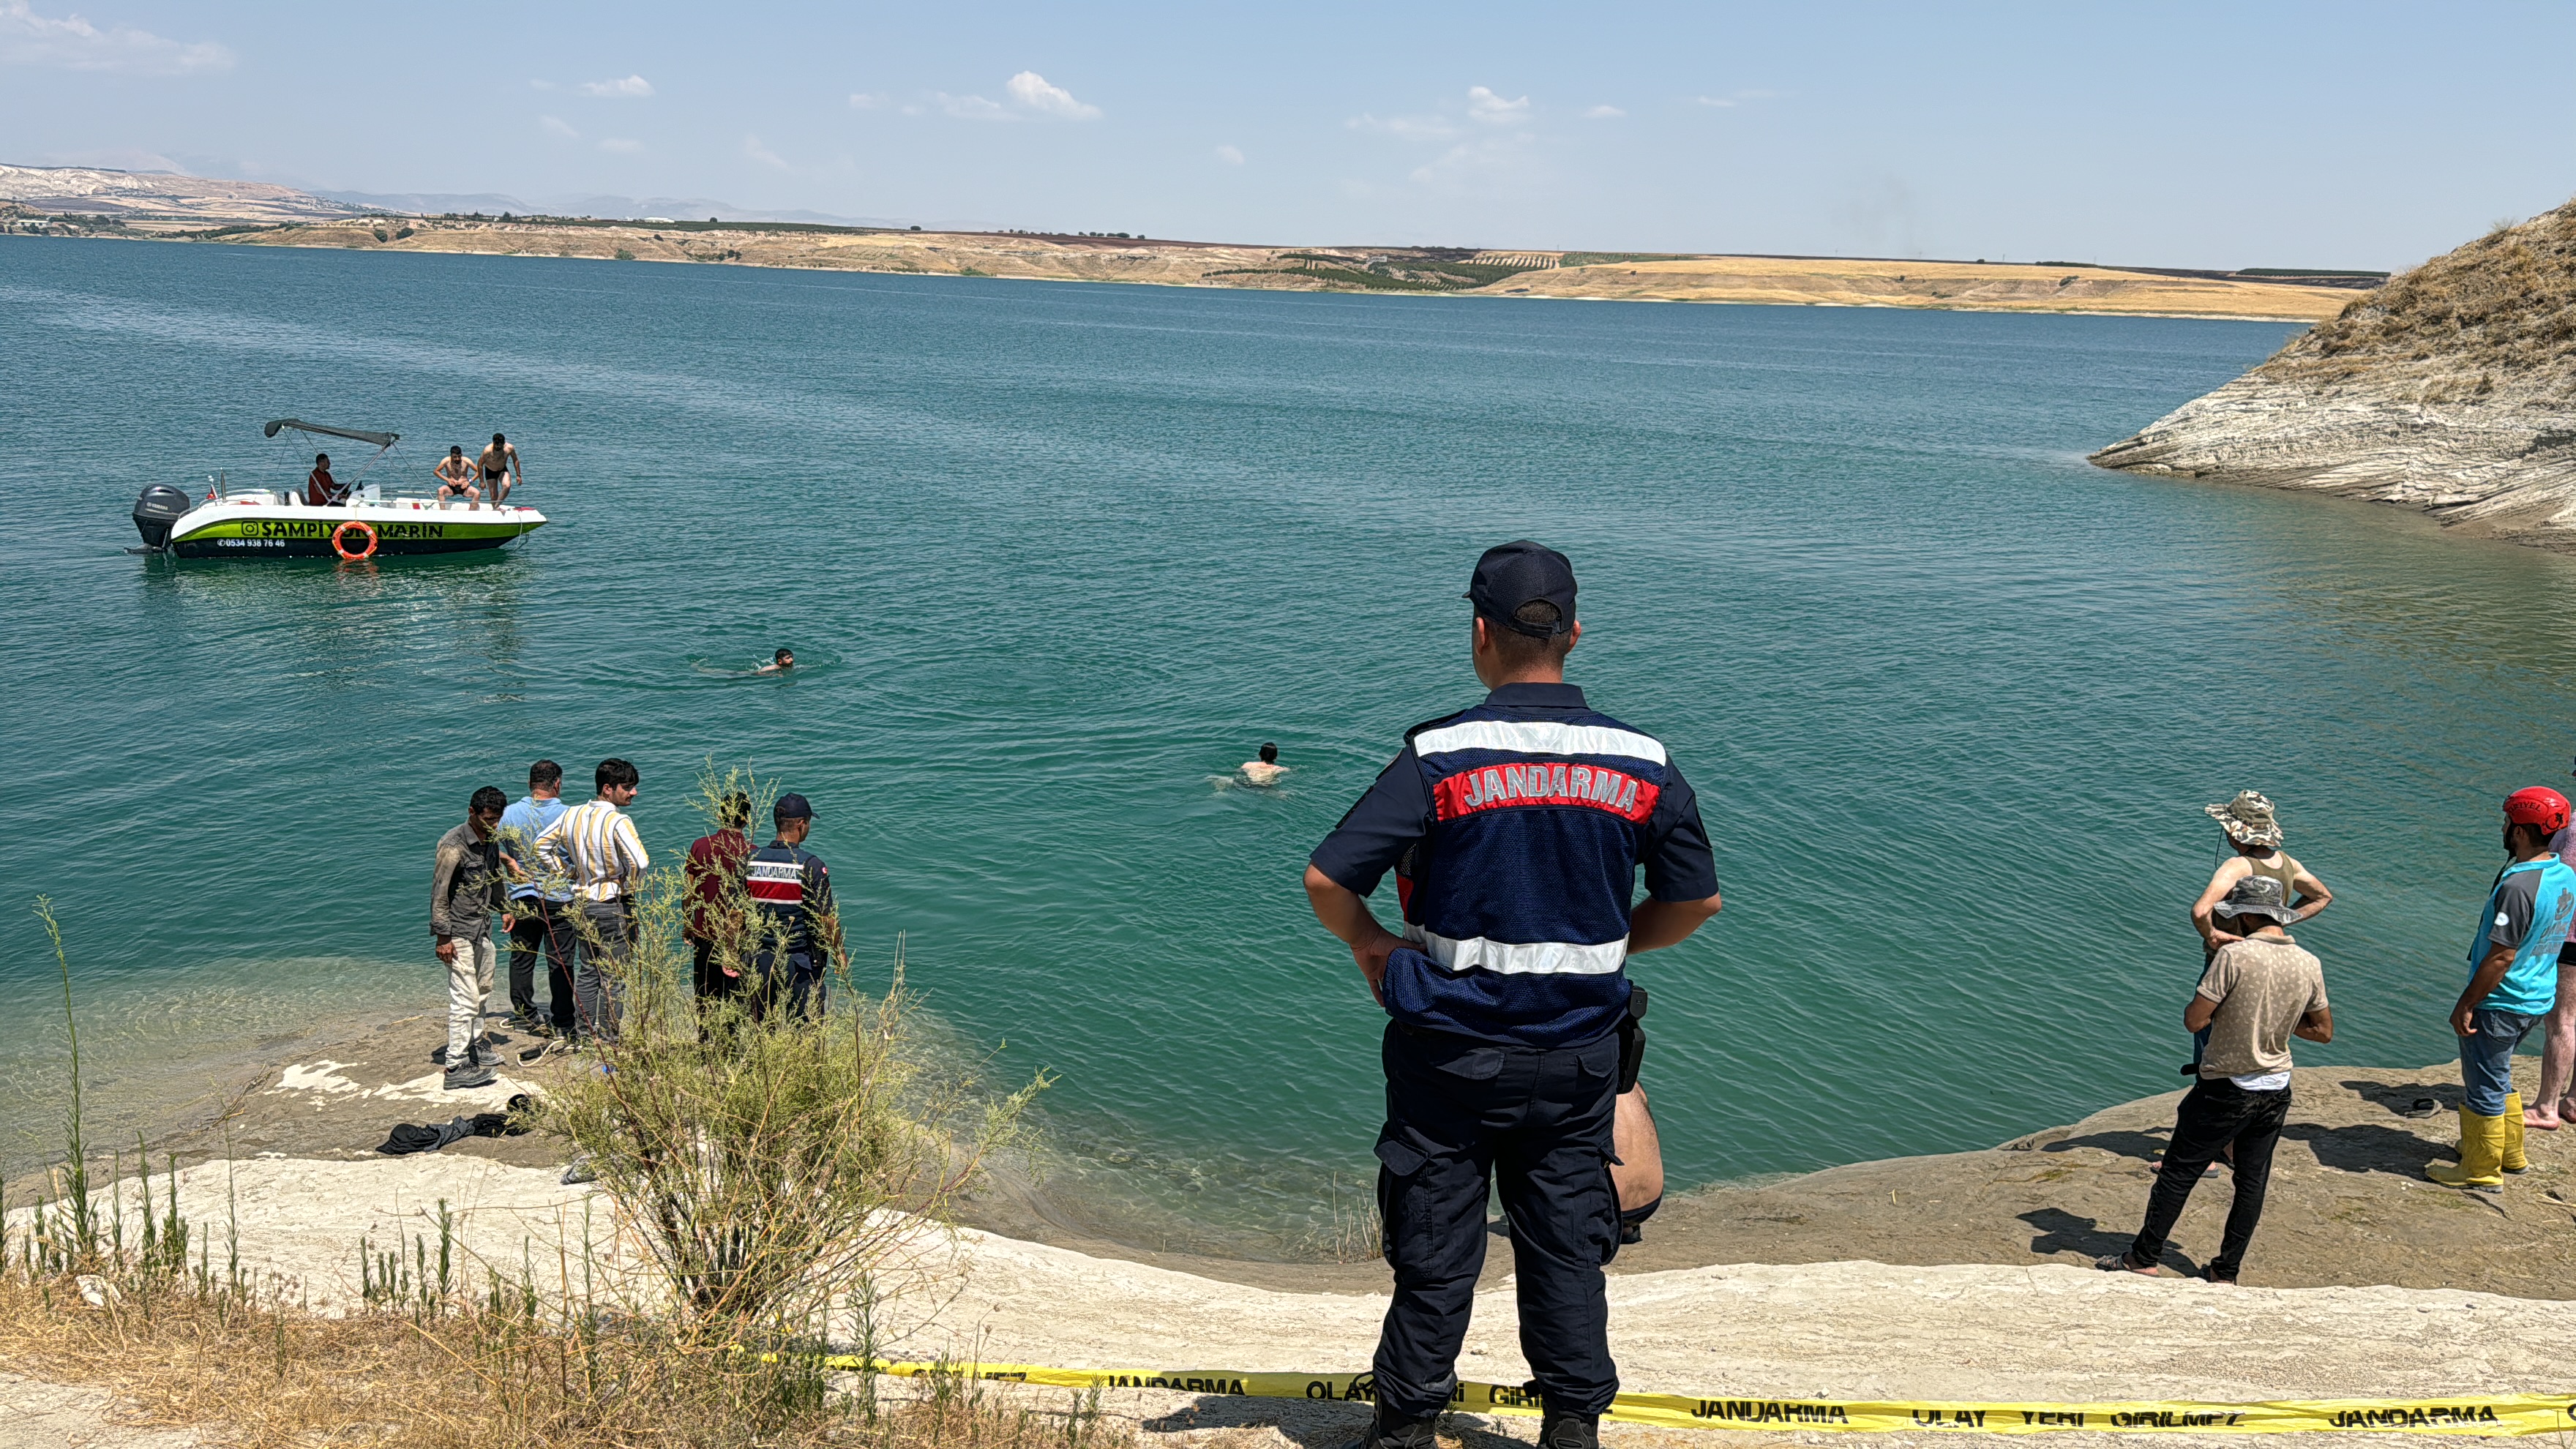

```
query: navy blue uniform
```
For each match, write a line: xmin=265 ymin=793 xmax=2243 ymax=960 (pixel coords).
xmin=746 ymin=839 xmax=836 ymax=1019
xmin=1312 ymin=682 xmax=1717 ymax=1422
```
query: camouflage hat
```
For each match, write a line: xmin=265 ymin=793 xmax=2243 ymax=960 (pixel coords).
xmin=2214 ymin=873 xmax=2298 ymax=926
xmin=2204 ymin=790 xmax=2283 ymax=848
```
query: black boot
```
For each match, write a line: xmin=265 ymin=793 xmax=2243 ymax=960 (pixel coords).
xmin=1538 ymin=1411 xmax=1600 ymax=1449
xmin=1355 ymin=1407 xmax=1439 ymax=1449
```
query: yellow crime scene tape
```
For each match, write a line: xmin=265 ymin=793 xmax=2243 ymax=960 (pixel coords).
xmin=822 ymin=1359 xmax=2576 ymax=1437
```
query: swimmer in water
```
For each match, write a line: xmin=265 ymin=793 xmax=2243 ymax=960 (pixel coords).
xmin=757 ymin=648 xmax=795 ymax=675
xmin=1239 ymin=742 xmax=1287 ymax=787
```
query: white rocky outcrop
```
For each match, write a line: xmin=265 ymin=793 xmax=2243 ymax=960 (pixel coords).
xmin=2093 ymin=200 xmax=2576 ymax=550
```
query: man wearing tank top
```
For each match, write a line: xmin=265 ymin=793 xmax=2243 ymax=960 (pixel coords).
xmin=2187 ymin=792 xmax=2332 ymax=1075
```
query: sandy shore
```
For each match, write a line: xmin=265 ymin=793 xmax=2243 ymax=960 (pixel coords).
xmin=15 ymin=1015 xmax=2576 ymax=1448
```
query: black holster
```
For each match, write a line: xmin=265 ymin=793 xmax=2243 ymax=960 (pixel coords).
xmin=1615 ymin=986 xmax=1648 ymax=1093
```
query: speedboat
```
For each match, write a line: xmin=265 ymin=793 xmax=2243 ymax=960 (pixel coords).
xmin=130 ymin=419 xmax=549 ymax=560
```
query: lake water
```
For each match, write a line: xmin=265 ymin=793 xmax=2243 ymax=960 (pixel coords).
xmin=4 ymin=238 xmax=2572 ymax=1254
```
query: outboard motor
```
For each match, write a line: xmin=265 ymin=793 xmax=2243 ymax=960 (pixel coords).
xmin=132 ymin=484 xmax=192 ymax=550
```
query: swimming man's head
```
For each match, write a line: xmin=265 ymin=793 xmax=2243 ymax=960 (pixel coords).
xmin=1259 ymin=742 xmax=1278 ymax=764
xmin=774 ymin=648 xmax=794 ymax=668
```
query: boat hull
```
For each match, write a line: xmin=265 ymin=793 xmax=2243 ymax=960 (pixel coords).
xmin=161 ymin=499 xmax=547 ymax=560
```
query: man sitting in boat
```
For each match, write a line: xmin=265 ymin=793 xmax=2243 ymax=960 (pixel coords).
xmin=435 ymin=446 xmax=482 ymax=509
xmin=304 ymin=452 xmax=348 ymax=506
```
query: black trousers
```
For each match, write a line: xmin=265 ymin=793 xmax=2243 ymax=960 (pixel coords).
xmin=1373 ymin=1023 xmax=1621 ymax=1420
xmin=2128 ymin=1079 xmax=2290 ymax=1281
xmin=757 ymin=949 xmax=825 ymax=1021
xmin=506 ymin=899 xmax=576 ymax=1030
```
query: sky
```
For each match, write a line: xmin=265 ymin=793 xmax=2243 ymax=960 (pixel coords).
xmin=4 ymin=1 xmax=2574 ymax=269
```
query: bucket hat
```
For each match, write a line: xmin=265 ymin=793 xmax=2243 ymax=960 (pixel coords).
xmin=2204 ymin=790 xmax=2283 ymax=848
xmin=2214 ymin=873 xmax=2299 ymax=927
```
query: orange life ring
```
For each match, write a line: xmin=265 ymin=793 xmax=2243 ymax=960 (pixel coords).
xmin=330 ymin=519 xmax=378 ymax=562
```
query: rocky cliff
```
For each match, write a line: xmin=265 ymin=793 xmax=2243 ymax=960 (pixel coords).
xmin=2092 ymin=200 xmax=2576 ymax=549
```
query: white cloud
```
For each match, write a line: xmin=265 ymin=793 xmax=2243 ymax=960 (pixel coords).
xmin=848 ymin=91 xmax=889 ymax=109
xmin=577 ymin=74 xmax=653 ymax=98
xmin=1466 ymin=86 xmax=1529 ymax=126
xmin=935 ymin=91 xmax=1010 ymax=120
xmin=1215 ymin=144 xmax=1244 ymax=165
xmin=599 ymin=137 xmax=643 ymax=154
xmin=1693 ymin=89 xmax=1775 ymax=108
xmin=0 ymin=1 xmax=231 ymax=74
xmin=1582 ymin=104 xmax=1625 ymax=119
xmin=1005 ymin=70 xmax=1099 ymax=120
xmin=743 ymin=133 xmax=786 ymax=168
xmin=540 ymin=115 xmax=580 ymax=139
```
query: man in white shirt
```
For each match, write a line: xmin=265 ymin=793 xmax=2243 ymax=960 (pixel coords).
xmin=536 ymin=757 xmax=648 ymax=1045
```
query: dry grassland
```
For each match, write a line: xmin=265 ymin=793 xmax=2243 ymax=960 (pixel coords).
xmin=211 ymin=220 xmax=2352 ymax=321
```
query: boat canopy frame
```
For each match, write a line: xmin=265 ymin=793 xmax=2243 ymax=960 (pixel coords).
xmin=262 ymin=418 xmax=402 ymax=495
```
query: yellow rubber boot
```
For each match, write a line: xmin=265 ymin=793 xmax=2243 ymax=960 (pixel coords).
xmin=2428 ymin=1107 xmax=2506 ymax=1191
xmin=2503 ymin=1092 xmax=2530 ymax=1174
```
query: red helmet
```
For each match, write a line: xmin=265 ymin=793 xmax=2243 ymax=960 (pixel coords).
xmin=2506 ymin=787 xmax=2572 ymax=834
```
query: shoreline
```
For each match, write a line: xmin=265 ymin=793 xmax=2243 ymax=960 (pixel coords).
xmin=20 ymin=1003 xmax=2572 ymax=1300
xmin=2 ymin=228 xmax=2354 ymax=323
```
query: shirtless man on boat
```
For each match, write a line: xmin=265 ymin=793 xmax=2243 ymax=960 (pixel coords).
xmin=435 ymin=446 xmax=482 ymax=509
xmin=479 ymin=434 xmax=523 ymax=503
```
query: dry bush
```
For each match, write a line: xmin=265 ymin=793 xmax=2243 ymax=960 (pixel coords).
xmin=2262 ymin=198 xmax=2576 ymax=397
xmin=0 ymin=1268 xmax=1128 ymax=1449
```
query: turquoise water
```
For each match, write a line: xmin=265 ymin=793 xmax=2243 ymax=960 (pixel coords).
xmin=6 ymin=239 xmax=2575 ymax=1254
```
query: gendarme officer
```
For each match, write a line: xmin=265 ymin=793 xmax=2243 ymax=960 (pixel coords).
xmin=747 ymin=793 xmax=838 ymax=1020
xmin=1303 ymin=542 xmax=1722 ymax=1449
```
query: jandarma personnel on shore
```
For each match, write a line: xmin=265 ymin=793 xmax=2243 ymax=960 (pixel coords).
xmin=498 ymin=760 xmax=574 ymax=1039
xmin=2526 ymin=758 xmax=2576 ymax=1133
xmin=2188 ymin=792 xmax=2331 ymax=1077
xmin=747 ymin=793 xmax=836 ymax=1021
xmin=535 ymin=758 xmax=649 ymax=1046
xmin=2430 ymin=787 xmax=2576 ymax=1191
xmin=684 ymin=793 xmax=755 ymax=1013
xmin=433 ymin=786 xmax=513 ymax=1091
xmin=2101 ymin=874 xmax=2330 ymax=1283
xmin=1304 ymin=541 xmax=1722 ymax=1449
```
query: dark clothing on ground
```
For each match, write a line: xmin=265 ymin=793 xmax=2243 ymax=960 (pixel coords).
xmin=508 ymin=898 xmax=576 ymax=1029
xmin=2126 ymin=1079 xmax=2290 ymax=1281
xmin=430 ymin=822 xmax=506 ymax=940
xmin=1373 ymin=1023 xmax=1622 ymax=1418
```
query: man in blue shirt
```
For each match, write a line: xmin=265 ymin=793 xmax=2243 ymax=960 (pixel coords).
xmin=2432 ymin=787 xmax=2576 ymax=1191
xmin=1305 ymin=542 xmax=1723 ymax=1449
xmin=497 ymin=760 xmax=574 ymax=1038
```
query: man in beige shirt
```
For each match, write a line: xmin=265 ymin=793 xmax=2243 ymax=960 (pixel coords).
xmin=2105 ymin=874 xmax=2332 ymax=1284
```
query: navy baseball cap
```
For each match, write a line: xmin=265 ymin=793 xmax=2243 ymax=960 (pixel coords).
xmin=1464 ymin=541 xmax=1577 ymax=638
xmin=774 ymin=793 xmax=814 ymax=820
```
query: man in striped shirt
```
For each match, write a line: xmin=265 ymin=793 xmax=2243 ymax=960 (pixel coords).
xmin=536 ymin=757 xmax=648 ymax=1045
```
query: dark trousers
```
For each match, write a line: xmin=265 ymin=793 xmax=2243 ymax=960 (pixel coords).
xmin=572 ymin=898 xmax=632 ymax=1042
xmin=2127 ymin=1079 xmax=2290 ymax=1281
xmin=507 ymin=899 xmax=576 ymax=1030
xmin=1373 ymin=1023 xmax=1621 ymax=1420
xmin=757 ymin=949 xmax=825 ymax=1021
xmin=694 ymin=940 xmax=750 ymax=1004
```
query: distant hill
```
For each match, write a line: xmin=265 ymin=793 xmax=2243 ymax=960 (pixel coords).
xmin=2093 ymin=201 xmax=2576 ymax=551
xmin=0 ymin=164 xmax=355 ymax=224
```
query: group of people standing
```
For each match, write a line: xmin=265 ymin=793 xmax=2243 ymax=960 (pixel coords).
xmin=2099 ymin=778 xmax=2576 ymax=1284
xmin=427 ymin=756 xmax=839 ymax=1090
